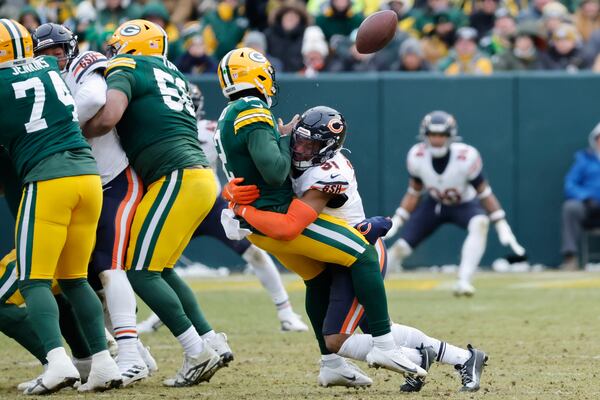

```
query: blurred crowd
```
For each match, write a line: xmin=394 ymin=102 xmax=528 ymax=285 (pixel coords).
xmin=3 ymin=0 xmax=600 ymax=74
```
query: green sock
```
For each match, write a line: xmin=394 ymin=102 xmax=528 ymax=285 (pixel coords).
xmin=19 ymin=279 xmax=63 ymax=353
xmin=162 ymin=268 xmax=213 ymax=335
xmin=127 ymin=269 xmax=193 ymax=336
xmin=350 ymin=246 xmax=391 ymax=337
xmin=58 ymin=278 xmax=106 ymax=354
xmin=55 ymin=293 xmax=92 ymax=359
xmin=304 ymin=270 xmax=332 ymax=355
xmin=0 ymin=303 xmax=47 ymax=364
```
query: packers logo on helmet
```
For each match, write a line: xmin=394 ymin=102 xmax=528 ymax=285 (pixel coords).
xmin=0 ymin=19 xmax=33 ymax=68
xmin=106 ymin=19 xmax=167 ymax=58
xmin=218 ymin=47 xmax=277 ymax=107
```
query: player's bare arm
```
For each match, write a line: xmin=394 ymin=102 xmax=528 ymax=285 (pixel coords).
xmin=83 ymin=89 xmax=128 ymax=138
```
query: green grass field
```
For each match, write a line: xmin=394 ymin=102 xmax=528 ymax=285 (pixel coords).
xmin=1 ymin=271 xmax=599 ymax=399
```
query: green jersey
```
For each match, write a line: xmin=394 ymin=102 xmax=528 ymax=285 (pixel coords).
xmin=214 ymin=96 xmax=293 ymax=213
xmin=0 ymin=56 xmax=97 ymax=184
xmin=105 ymin=54 xmax=208 ymax=185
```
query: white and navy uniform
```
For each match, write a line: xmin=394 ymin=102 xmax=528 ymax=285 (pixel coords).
xmin=63 ymin=51 xmax=143 ymax=287
xmin=192 ymin=119 xmax=251 ymax=254
xmin=401 ymin=142 xmax=486 ymax=247
xmin=292 ymin=151 xmax=386 ymax=336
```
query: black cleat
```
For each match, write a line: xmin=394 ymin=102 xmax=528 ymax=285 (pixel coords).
xmin=400 ymin=345 xmax=437 ymax=393
xmin=455 ymin=344 xmax=488 ymax=392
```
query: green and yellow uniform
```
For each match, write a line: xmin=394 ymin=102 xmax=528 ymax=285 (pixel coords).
xmin=0 ymin=56 xmax=102 ymax=281
xmin=215 ymin=96 xmax=370 ymax=281
xmin=105 ymin=54 xmax=216 ymax=271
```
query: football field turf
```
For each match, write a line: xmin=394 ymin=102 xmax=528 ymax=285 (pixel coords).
xmin=1 ymin=271 xmax=598 ymax=399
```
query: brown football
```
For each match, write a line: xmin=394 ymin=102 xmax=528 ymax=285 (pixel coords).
xmin=355 ymin=10 xmax=398 ymax=54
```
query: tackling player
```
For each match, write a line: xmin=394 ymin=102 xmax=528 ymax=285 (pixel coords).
xmin=32 ymin=22 xmax=152 ymax=385
xmin=84 ymin=20 xmax=230 ymax=387
xmin=384 ymin=111 xmax=525 ymax=296
xmin=0 ymin=19 xmax=121 ymax=394
xmin=214 ymin=47 xmax=426 ymax=380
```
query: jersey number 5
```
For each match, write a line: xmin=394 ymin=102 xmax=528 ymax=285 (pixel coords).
xmin=153 ymin=68 xmax=195 ymax=116
xmin=12 ymin=71 xmax=78 ymax=134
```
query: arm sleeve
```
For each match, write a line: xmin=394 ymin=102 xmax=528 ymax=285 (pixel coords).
xmin=246 ymin=127 xmax=291 ymax=186
xmin=74 ymin=72 xmax=107 ymax=126
xmin=106 ymin=70 xmax=135 ymax=102
xmin=564 ymin=152 xmax=591 ymax=200
xmin=238 ymin=199 xmax=318 ymax=241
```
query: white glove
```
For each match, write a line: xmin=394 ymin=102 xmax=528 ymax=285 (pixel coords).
xmin=495 ymin=219 xmax=525 ymax=256
xmin=221 ymin=208 xmax=252 ymax=240
xmin=383 ymin=207 xmax=410 ymax=240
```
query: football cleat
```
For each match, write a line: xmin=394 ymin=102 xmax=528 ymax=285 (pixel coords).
xmin=205 ymin=332 xmax=234 ymax=365
xmin=278 ymin=308 xmax=309 ymax=332
xmin=77 ymin=351 xmax=122 ymax=392
xmin=455 ymin=344 xmax=488 ymax=392
xmin=163 ymin=346 xmax=222 ymax=387
xmin=137 ymin=342 xmax=158 ymax=374
xmin=24 ymin=348 xmax=79 ymax=395
xmin=318 ymin=358 xmax=373 ymax=388
xmin=453 ymin=280 xmax=475 ymax=297
xmin=137 ymin=313 xmax=164 ymax=334
xmin=366 ymin=346 xmax=427 ymax=377
xmin=400 ymin=345 xmax=437 ymax=392
xmin=17 ymin=375 xmax=43 ymax=392
xmin=119 ymin=363 xmax=149 ymax=387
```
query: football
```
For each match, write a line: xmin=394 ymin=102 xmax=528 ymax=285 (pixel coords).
xmin=355 ymin=10 xmax=398 ymax=54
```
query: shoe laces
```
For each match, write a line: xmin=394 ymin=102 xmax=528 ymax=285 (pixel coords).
xmin=455 ymin=364 xmax=473 ymax=386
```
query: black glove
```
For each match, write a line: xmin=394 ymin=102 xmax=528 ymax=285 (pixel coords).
xmin=354 ymin=216 xmax=393 ymax=245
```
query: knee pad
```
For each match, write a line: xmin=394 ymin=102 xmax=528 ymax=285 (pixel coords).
xmin=390 ymin=239 xmax=413 ymax=260
xmin=242 ymin=245 xmax=269 ymax=266
xmin=468 ymin=215 xmax=489 ymax=236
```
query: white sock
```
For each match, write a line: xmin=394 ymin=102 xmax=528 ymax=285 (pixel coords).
xmin=46 ymin=347 xmax=69 ymax=366
xmin=321 ymin=353 xmax=344 ymax=367
xmin=338 ymin=334 xmax=421 ymax=364
xmin=91 ymin=349 xmax=113 ymax=364
xmin=243 ymin=246 xmax=290 ymax=307
xmin=99 ymin=270 xmax=141 ymax=365
xmin=372 ymin=332 xmax=395 ymax=351
xmin=458 ymin=216 xmax=488 ymax=284
xmin=177 ymin=326 xmax=204 ymax=356
xmin=391 ymin=323 xmax=470 ymax=366
xmin=200 ymin=329 xmax=216 ymax=341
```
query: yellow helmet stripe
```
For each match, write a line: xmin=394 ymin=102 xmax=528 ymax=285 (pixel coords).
xmin=0 ymin=19 xmax=22 ymax=59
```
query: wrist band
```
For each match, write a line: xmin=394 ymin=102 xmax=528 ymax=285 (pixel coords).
xmin=489 ymin=209 xmax=506 ymax=222
xmin=407 ymin=186 xmax=421 ymax=196
xmin=478 ymin=186 xmax=492 ymax=199
xmin=396 ymin=207 xmax=410 ymax=221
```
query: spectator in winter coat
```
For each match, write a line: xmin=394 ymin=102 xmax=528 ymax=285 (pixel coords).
xmin=141 ymin=2 xmax=183 ymax=62
xmin=518 ymin=0 xmax=552 ymax=22
xmin=327 ymin=29 xmax=380 ymax=72
xmin=493 ymin=28 xmax=543 ymax=70
xmin=265 ymin=1 xmax=310 ymax=72
xmin=300 ymin=26 xmax=330 ymax=76
xmin=439 ymin=26 xmax=493 ymax=74
xmin=390 ymin=37 xmax=432 ymax=70
xmin=480 ymin=8 xmax=517 ymax=56
xmin=574 ymin=0 xmax=600 ymax=42
xmin=201 ymin=0 xmax=249 ymax=60
xmin=469 ymin=0 xmax=500 ymax=39
xmin=243 ymin=30 xmax=284 ymax=72
xmin=560 ymin=123 xmax=600 ymax=270
xmin=175 ymin=22 xmax=218 ymax=74
xmin=316 ymin=0 xmax=364 ymax=41
xmin=540 ymin=24 xmax=589 ymax=71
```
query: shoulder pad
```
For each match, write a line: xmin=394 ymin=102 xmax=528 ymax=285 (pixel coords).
xmin=105 ymin=55 xmax=137 ymax=77
xmin=69 ymin=51 xmax=107 ymax=84
xmin=452 ymin=143 xmax=482 ymax=178
xmin=233 ymin=101 xmax=274 ymax=134
xmin=407 ymin=144 xmax=426 ymax=176
xmin=306 ymin=163 xmax=350 ymax=195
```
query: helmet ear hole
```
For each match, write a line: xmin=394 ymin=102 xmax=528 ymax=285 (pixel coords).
xmin=258 ymin=75 xmax=266 ymax=81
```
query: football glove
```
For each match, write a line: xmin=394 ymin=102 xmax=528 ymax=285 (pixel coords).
xmin=495 ymin=219 xmax=525 ymax=256
xmin=383 ymin=207 xmax=410 ymax=240
xmin=354 ymin=216 xmax=393 ymax=245
xmin=222 ymin=177 xmax=260 ymax=205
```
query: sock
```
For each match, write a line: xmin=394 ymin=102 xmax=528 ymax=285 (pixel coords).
xmin=337 ymin=333 xmax=423 ymax=365
xmin=55 ymin=293 xmax=92 ymax=359
xmin=58 ymin=278 xmax=107 ymax=354
xmin=436 ymin=341 xmax=472 ymax=366
xmin=162 ymin=268 xmax=212 ymax=335
xmin=0 ymin=303 xmax=47 ymax=364
xmin=304 ymin=270 xmax=332 ymax=355
xmin=321 ymin=353 xmax=344 ymax=368
xmin=372 ymin=332 xmax=395 ymax=351
xmin=458 ymin=216 xmax=488 ymax=284
xmin=19 ymin=280 xmax=63 ymax=353
xmin=201 ymin=330 xmax=216 ymax=341
xmin=242 ymin=246 xmax=289 ymax=306
xmin=177 ymin=326 xmax=205 ymax=356
xmin=99 ymin=270 xmax=141 ymax=365
xmin=127 ymin=269 xmax=193 ymax=337
xmin=350 ymin=246 xmax=391 ymax=337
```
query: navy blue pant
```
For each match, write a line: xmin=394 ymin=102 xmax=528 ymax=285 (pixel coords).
xmin=401 ymin=196 xmax=485 ymax=248
xmin=192 ymin=196 xmax=251 ymax=255
xmin=322 ymin=238 xmax=387 ymax=335
xmin=89 ymin=167 xmax=143 ymax=291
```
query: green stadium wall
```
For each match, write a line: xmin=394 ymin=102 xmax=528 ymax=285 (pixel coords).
xmin=1 ymin=73 xmax=599 ymax=268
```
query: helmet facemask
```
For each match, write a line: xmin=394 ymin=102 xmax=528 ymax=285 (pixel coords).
xmin=291 ymin=126 xmax=340 ymax=170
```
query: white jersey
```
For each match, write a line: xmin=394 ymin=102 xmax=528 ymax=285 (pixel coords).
xmin=63 ymin=51 xmax=128 ymax=185
xmin=407 ymin=142 xmax=482 ymax=205
xmin=197 ymin=119 xmax=222 ymax=193
xmin=291 ymin=152 xmax=366 ymax=225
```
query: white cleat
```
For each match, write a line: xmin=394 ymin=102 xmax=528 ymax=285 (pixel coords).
xmin=73 ymin=357 xmax=92 ymax=383
xmin=453 ymin=281 xmax=475 ymax=297
xmin=24 ymin=348 xmax=79 ymax=395
xmin=77 ymin=350 xmax=122 ymax=392
xmin=119 ymin=362 xmax=149 ymax=387
xmin=137 ymin=341 xmax=158 ymax=374
xmin=278 ymin=308 xmax=309 ymax=332
xmin=163 ymin=346 xmax=222 ymax=387
xmin=205 ymin=332 xmax=234 ymax=365
xmin=318 ymin=359 xmax=373 ymax=388
xmin=137 ymin=313 xmax=163 ymax=334
xmin=17 ymin=376 xmax=42 ymax=392
xmin=366 ymin=347 xmax=427 ymax=377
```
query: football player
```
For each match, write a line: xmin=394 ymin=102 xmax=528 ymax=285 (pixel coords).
xmin=32 ymin=22 xmax=153 ymax=385
xmin=214 ymin=47 xmax=426 ymax=380
xmin=384 ymin=111 xmax=525 ymax=296
xmin=84 ymin=20 xmax=230 ymax=387
xmin=226 ymin=106 xmax=488 ymax=392
xmin=137 ymin=84 xmax=308 ymax=334
xmin=0 ymin=19 xmax=121 ymax=394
